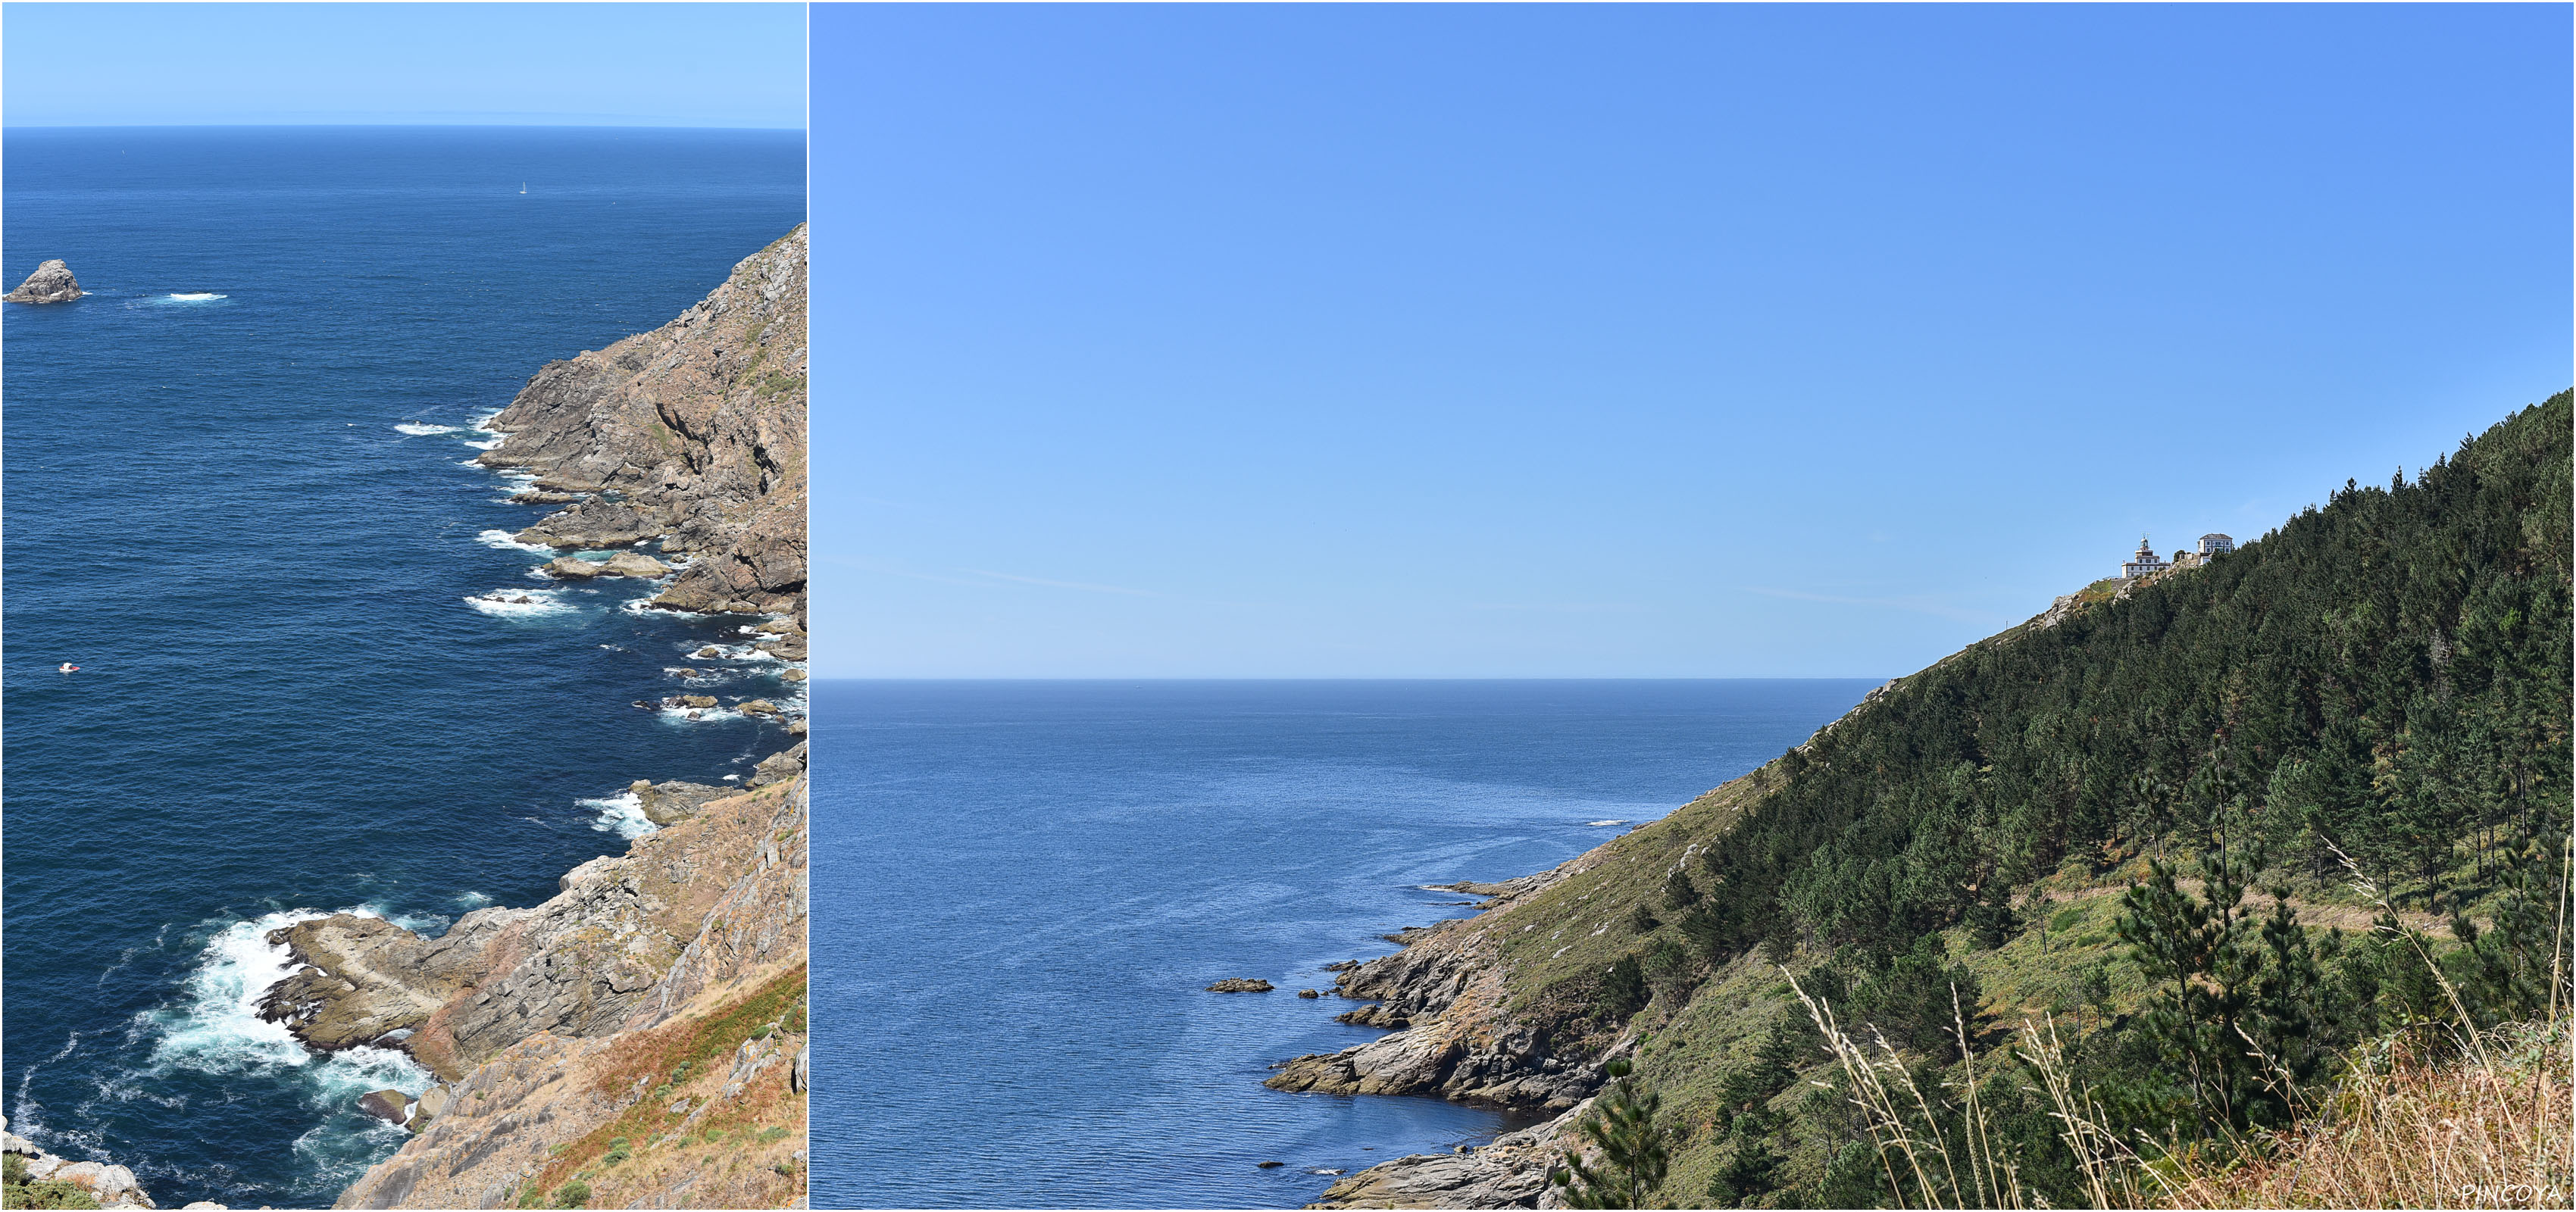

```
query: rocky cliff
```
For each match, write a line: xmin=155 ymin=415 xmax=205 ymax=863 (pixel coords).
xmin=5 ymin=258 xmax=83 ymax=303
xmin=327 ymin=776 xmax=809 ymax=1210
xmin=264 ymin=229 xmax=811 ymax=1209
xmin=478 ymin=225 xmax=808 ymax=620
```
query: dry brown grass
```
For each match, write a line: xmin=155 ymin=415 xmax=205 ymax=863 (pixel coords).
xmin=1784 ymin=832 xmax=2574 ymax=1210
xmin=1789 ymin=980 xmax=2571 ymax=1210
xmin=2152 ymin=1019 xmax=2570 ymax=1210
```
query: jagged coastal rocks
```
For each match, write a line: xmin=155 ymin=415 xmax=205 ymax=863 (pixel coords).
xmin=246 ymin=227 xmax=811 ymax=1210
xmin=477 ymin=225 xmax=808 ymax=621
xmin=2 ymin=1118 xmax=174 ymax=1209
xmin=5 ymin=258 xmax=83 ymax=303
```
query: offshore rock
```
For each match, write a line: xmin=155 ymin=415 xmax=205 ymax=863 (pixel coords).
xmin=357 ymin=1089 xmax=413 ymax=1126
xmin=1207 ymin=978 xmax=1275 ymax=993
xmin=480 ymin=226 xmax=808 ymax=621
xmin=5 ymin=259 xmax=83 ymax=304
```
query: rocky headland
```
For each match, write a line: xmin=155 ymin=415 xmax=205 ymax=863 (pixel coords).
xmin=6 ymin=258 xmax=83 ymax=303
xmin=476 ymin=224 xmax=808 ymax=622
xmin=1265 ymin=570 xmax=2219 ymax=1209
xmin=247 ymin=227 xmax=811 ymax=1209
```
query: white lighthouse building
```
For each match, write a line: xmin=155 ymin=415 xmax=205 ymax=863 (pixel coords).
xmin=2121 ymin=536 xmax=2170 ymax=579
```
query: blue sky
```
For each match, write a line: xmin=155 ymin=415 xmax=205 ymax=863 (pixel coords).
xmin=815 ymin=3 xmax=2570 ymax=679
xmin=2 ymin=3 xmax=805 ymax=127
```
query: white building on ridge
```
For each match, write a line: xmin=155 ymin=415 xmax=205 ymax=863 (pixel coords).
xmin=2121 ymin=536 xmax=2170 ymax=579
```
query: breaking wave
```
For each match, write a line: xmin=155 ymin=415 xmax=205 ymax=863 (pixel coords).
xmin=476 ymin=529 xmax=553 ymax=554
xmin=462 ymin=588 xmax=575 ymax=617
xmin=580 ymin=792 xmax=657 ymax=839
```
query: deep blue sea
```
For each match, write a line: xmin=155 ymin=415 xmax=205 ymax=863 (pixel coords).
xmin=813 ymin=679 xmax=1873 ymax=1209
xmin=2 ymin=127 xmax=805 ymax=1207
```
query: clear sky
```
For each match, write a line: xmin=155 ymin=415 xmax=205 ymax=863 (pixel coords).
xmin=823 ymin=3 xmax=2571 ymax=680
xmin=2 ymin=3 xmax=805 ymax=127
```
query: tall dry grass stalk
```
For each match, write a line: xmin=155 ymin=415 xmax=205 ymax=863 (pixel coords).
xmin=1781 ymin=832 xmax=2573 ymax=1209
xmin=2151 ymin=1018 xmax=2570 ymax=1209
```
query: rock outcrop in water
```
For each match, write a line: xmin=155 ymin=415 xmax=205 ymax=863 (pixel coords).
xmin=477 ymin=226 xmax=808 ymax=620
xmin=5 ymin=259 xmax=83 ymax=303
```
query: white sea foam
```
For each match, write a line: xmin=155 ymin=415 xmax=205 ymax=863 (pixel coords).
xmin=580 ymin=792 xmax=657 ymax=839
xmin=361 ymin=904 xmax=451 ymax=936
xmin=687 ymin=642 xmax=780 ymax=664
xmin=658 ymin=704 xmax=743 ymax=725
xmin=143 ymin=911 xmax=430 ymax=1101
xmin=392 ymin=423 xmax=457 ymax=436
xmin=465 ymin=436 xmax=505 ymax=451
xmin=165 ymin=292 xmax=227 ymax=301
xmin=462 ymin=588 xmax=574 ymax=617
xmin=476 ymin=529 xmax=553 ymax=554
xmin=469 ymin=410 xmax=504 ymax=432
xmin=454 ymin=891 xmax=495 ymax=909
xmin=621 ymin=598 xmax=708 ymax=619
xmin=1584 ymin=820 xmax=1630 ymax=827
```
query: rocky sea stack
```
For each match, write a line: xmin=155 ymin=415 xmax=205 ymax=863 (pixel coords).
xmin=5 ymin=258 xmax=83 ymax=304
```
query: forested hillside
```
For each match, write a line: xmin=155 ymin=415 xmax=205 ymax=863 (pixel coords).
xmin=1301 ymin=392 xmax=2571 ymax=1210
xmin=1631 ymin=390 xmax=2572 ymax=1207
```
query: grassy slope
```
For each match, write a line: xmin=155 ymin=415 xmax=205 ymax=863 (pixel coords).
xmin=514 ymin=965 xmax=809 ymax=1210
xmin=1435 ymin=397 xmax=2571 ymax=1203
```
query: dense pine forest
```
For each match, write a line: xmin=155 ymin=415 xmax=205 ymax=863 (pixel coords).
xmin=1538 ymin=393 xmax=2571 ymax=1208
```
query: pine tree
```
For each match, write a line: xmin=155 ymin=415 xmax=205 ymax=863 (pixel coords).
xmin=1551 ymin=1060 xmax=1672 ymax=1209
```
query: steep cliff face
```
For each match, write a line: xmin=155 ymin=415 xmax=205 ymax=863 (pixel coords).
xmin=330 ymin=779 xmax=809 ymax=1210
xmin=261 ymin=758 xmax=808 ymax=1084
xmin=479 ymin=226 xmax=808 ymax=619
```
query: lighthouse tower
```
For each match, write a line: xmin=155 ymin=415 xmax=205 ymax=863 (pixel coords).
xmin=2121 ymin=536 xmax=2171 ymax=579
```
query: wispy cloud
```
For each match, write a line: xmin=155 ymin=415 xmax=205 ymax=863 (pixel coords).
xmin=1749 ymin=586 xmax=2007 ymax=626
xmin=827 ymin=556 xmax=1164 ymax=597
xmin=961 ymin=570 xmax=1160 ymax=597
xmin=1462 ymin=602 xmax=1652 ymax=614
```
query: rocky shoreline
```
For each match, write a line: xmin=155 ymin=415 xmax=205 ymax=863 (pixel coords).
xmin=2 ymin=1119 xmax=182 ymax=1209
xmin=1262 ymin=857 xmax=1646 ymax=1209
xmin=245 ymin=226 xmax=813 ymax=1209
xmin=474 ymin=225 xmax=808 ymax=622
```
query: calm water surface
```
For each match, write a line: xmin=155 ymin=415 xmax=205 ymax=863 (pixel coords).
xmin=812 ymin=679 xmax=1872 ymax=1208
xmin=2 ymin=127 xmax=805 ymax=1207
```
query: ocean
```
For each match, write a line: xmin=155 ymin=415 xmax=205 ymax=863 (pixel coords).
xmin=811 ymin=678 xmax=1874 ymax=1208
xmin=1 ymin=127 xmax=805 ymax=1207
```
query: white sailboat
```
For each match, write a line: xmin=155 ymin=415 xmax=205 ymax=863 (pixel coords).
xmin=519 ymin=182 xmax=528 ymax=195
